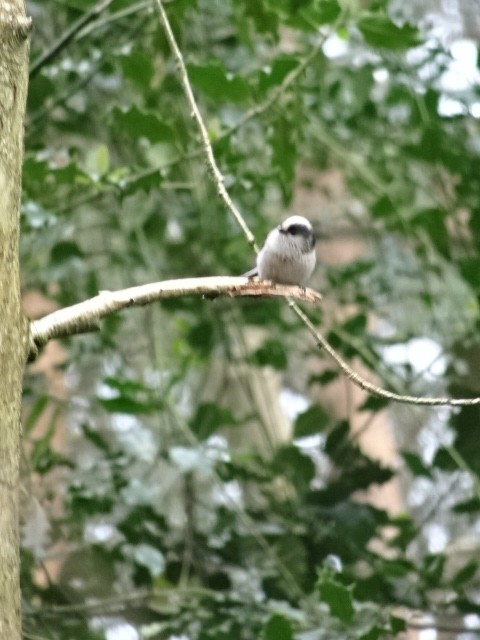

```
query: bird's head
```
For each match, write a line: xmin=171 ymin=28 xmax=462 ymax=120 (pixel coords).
xmin=278 ymin=215 xmax=316 ymax=250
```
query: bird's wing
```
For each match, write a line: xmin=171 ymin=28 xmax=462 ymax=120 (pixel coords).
xmin=241 ymin=266 xmax=258 ymax=278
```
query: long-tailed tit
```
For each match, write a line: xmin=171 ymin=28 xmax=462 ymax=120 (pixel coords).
xmin=243 ymin=215 xmax=316 ymax=285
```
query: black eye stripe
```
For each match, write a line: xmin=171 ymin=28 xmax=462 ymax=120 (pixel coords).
xmin=286 ymin=224 xmax=312 ymax=237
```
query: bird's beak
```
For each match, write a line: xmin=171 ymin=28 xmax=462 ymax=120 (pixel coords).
xmin=278 ymin=225 xmax=286 ymax=234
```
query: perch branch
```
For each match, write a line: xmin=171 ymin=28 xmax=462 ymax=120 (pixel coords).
xmin=156 ymin=1 xmax=480 ymax=409
xmin=27 ymin=277 xmax=322 ymax=361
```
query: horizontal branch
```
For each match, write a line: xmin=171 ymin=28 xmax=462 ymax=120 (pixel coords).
xmin=27 ymin=276 xmax=322 ymax=361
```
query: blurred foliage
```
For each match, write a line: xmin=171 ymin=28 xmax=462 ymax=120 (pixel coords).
xmin=20 ymin=0 xmax=480 ymax=638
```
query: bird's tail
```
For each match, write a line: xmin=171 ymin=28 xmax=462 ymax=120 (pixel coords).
xmin=241 ymin=267 xmax=258 ymax=278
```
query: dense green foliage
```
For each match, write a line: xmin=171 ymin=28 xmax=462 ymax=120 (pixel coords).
xmin=22 ymin=0 xmax=480 ymax=638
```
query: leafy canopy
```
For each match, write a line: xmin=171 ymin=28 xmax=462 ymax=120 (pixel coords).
xmin=22 ymin=0 xmax=480 ymax=639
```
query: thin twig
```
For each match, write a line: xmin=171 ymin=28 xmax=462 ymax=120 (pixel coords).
xmin=27 ymin=277 xmax=322 ymax=361
xmin=223 ymin=29 xmax=333 ymax=141
xmin=154 ymin=0 xmax=258 ymax=251
xmin=155 ymin=1 xmax=480 ymax=409
xmin=289 ymin=301 xmax=480 ymax=407
xmin=29 ymin=0 xmax=114 ymax=79
xmin=76 ymin=0 xmax=152 ymax=40
xmin=446 ymin=445 xmax=480 ymax=502
xmin=26 ymin=585 xmax=236 ymax=618
xmin=27 ymin=590 xmax=151 ymax=616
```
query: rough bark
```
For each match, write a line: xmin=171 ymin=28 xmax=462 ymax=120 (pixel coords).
xmin=0 ymin=2 xmax=31 ymax=638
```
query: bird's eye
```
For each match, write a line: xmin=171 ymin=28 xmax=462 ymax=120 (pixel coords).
xmin=289 ymin=227 xmax=297 ymax=235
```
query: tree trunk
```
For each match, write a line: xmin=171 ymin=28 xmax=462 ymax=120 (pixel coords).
xmin=0 ymin=2 xmax=31 ymax=638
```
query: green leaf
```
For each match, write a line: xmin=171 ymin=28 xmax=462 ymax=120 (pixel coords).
xmin=453 ymin=497 xmax=480 ymax=513
xmin=389 ymin=615 xmax=407 ymax=634
xmin=111 ymin=106 xmax=174 ymax=144
xmin=103 ymin=376 xmax=153 ymax=395
xmin=50 ymin=241 xmax=84 ymax=264
xmin=371 ymin=194 xmax=395 ymax=219
xmin=189 ymin=402 xmax=237 ymax=440
xmin=98 ymin=397 xmax=160 ymax=414
xmin=459 ymin=257 xmax=480 ymax=289
xmin=24 ymin=395 xmax=49 ymax=435
xmin=188 ymin=63 xmax=250 ymax=103
xmin=97 ymin=377 xmax=162 ymax=416
xmin=119 ymin=50 xmax=154 ymax=89
xmin=86 ymin=144 xmax=110 ymax=177
xmin=359 ymin=16 xmax=421 ymax=50
xmin=294 ymin=403 xmax=330 ymax=438
xmin=450 ymin=407 xmax=480 ymax=475
xmin=422 ymin=553 xmax=445 ymax=585
xmin=451 ymin=560 xmax=478 ymax=588
xmin=23 ymin=156 xmax=91 ymax=193
xmin=432 ymin=446 xmax=457 ymax=471
xmin=402 ymin=451 xmax=432 ymax=478
xmin=31 ymin=443 xmax=73 ymax=475
xmin=186 ymin=319 xmax=215 ymax=356
xmin=324 ymin=420 xmax=350 ymax=459
xmin=68 ymin=483 xmax=114 ymax=516
xmin=380 ymin=558 xmax=414 ymax=577
xmin=288 ymin=0 xmax=341 ymax=30
xmin=262 ymin=613 xmax=293 ymax=640
xmin=309 ymin=369 xmax=339 ymax=386
xmin=258 ymin=56 xmax=299 ymax=93
xmin=410 ymin=208 xmax=450 ymax=258
xmin=456 ymin=598 xmax=480 ymax=615
xmin=81 ymin=424 xmax=113 ymax=454
xmin=273 ymin=445 xmax=315 ymax=493
xmin=251 ymin=339 xmax=288 ymax=369
xmin=357 ymin=395 xmax=391 ymax=411
xmin=342 ymin=313 xmax=367 ymax=335
xmin=243 ymin=0 xmax=280 ymax=38
xmin=27 ymin=73 xmax=55 ymax=112
xmin=313 ymin=0 xmax=341 ymax=23
xmin=358 ymin=627 xmax=383 ymax=640
xmin=317 ymin=576 xmax=355 ymax=622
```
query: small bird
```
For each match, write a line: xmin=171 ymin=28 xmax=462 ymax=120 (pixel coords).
xmin=243 ymin=215 xmax=316 ymax=285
